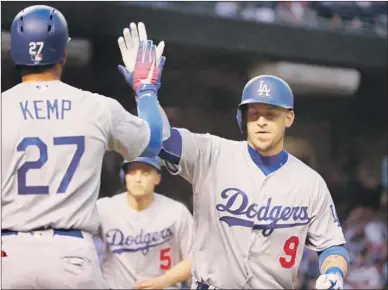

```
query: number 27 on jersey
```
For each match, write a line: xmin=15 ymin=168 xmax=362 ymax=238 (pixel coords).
xmin=17 ymin=136 xmax=85 ymax=195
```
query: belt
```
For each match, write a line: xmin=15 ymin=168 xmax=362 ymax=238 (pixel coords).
xmin=196 ymin=281 xmax=217 ymax=290
xmin=1 ymin=229 xmax=84 ymax=239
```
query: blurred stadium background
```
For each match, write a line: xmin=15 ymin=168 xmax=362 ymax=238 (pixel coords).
xmin=2 ymin=1 xmax=387 ymax=289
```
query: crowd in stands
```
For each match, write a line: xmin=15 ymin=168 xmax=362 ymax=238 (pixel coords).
xmin=215 ymin=2 xmax=386 ymax=35
xmin=132 ymin=1 xmax=387 ymax=36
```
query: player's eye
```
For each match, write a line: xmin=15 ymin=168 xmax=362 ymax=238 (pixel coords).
xmin=247 ymin=111 xmax=258 ymax=118
xmin=265 ymin=111 xmax=279 ymax=118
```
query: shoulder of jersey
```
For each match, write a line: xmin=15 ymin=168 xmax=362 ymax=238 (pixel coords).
xmin=217 ymin=135 xmax=248 ymax=155
xmin=62 ymin=83 xmax=117 ymax=103
xmin=2 ymin=84 xmax=41 ymax=104
xmin=198 ymin=131 xmax=247 ymax=148
xmin=286 ymin=153 xmax=325 ymax=183
xmin=154 ymin=193 xmax=191 ymax=214
xmin=1 ymin=84 xmax=20 ymax=100
xmin=3 ymin=81 xmax=118 ymax=104
xmin=175 ymin=129 xmax=243 ymax=146
xmin=97 ymin=192 xmax=126 ymax=209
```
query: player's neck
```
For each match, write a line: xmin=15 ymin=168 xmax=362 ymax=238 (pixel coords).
xmin=127 ymin=193 xmax=154 ymax=212
xmin=21 ymin=66 xmax=62 ymax=83
xmin=22 ymin=73 xmax=60 ymax=83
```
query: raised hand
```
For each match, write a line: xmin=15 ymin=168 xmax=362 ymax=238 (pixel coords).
xmin=117 ymin=22 xmax=166 ymax=94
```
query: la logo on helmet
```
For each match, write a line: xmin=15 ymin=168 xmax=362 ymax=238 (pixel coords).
xmin=257 ymin=81 xmax=271 ymax=97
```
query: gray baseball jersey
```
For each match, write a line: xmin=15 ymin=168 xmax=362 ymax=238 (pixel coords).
xmin=165 ymin=128 xmax=346 ymax=289
xmin=96 ymin=192 xmax=194 ymax=289
xmin=1 ymin=80 xmax=150 ymax=234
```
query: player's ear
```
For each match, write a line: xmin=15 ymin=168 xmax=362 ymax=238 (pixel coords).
xmin=285 ymin=110 xmax=295 ymax=128
xmin=62 ymin=50 xmax=68 ymax=65
xmin=154 ymin=172 xmax=161 ymax=186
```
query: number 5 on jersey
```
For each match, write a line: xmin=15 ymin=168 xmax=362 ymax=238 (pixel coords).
xmin=160 ymin=248 xmax=171 ymax=270
xmin=17 ymin=136 xmax=85 ymax=195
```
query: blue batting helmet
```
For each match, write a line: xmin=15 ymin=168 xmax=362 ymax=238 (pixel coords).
xmin=120 ymin=157 xmax=162 ymax=186
xmin=236 ymin=75 xmax=294 ymax=133
xmin=122 ymin=157 xmax=162 ymax=173
xmin=10 ymin=5 xmax=70 ymax=66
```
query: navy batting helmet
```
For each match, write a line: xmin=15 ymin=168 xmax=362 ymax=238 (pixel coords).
xmin=120 ymin=157 xmax=162 ymax=184
xmin=10 ymin=5 xmax=70 ymax=66
xmin=236 ymin=75 xmax=294 ymax=133
xmin=122 ymin=157 xmax=162 ymax=173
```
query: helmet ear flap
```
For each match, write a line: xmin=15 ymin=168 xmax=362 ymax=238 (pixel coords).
xmin=120 ymin=169 xmax=125 ymax=185
xmin=236 ymin=105 xmax=248 ymax=134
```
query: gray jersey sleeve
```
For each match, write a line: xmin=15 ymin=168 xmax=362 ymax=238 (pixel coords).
xmin=165 ymin=128 xmax=217 ymax=185
xmin=106 ymin=97 xmax=150 ymax=161
xmin=176 ymin=204 xmax=195 ymax=260
xmin=305 ymin=178 xmax=346 ymax=252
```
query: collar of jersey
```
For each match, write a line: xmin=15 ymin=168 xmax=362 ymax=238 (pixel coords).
xmin=247 ymin=144 xmax=288 ymax=176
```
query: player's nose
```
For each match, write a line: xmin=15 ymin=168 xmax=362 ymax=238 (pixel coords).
xmin=131 ymin=171 xmax=143 ymax=182
xmin=256 ymin=116 xmax=267 ymax=126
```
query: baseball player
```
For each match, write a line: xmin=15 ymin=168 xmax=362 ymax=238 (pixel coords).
xmin=96 ymin=157 xmax=194 ymax=289
xmin=157 ymin=75 xmax=350 ymax=289
xmin=1 ymin=5 xmax=169 ymax=289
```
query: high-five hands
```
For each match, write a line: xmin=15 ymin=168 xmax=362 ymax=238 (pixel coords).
xmin=117 ymin=22 xmax=166 ymax=96
xmin=117 ymin=22 xmax=171 ymax=142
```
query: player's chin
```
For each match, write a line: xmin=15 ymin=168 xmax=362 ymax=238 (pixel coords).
xmin=252 ymin=140 xmax=272 ymax=151
xmin=132 ymin=191 xmax=146 ymax=198
xmin=129 ymin=188 xmax=145 ymax=197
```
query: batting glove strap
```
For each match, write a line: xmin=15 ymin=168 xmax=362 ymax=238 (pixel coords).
xmin=136 ymin=84 xmax=159 ymax=98
xmin=315 ymin=273 xmax=343 ymax=290
xmin=117 ymin=67 xmax=160 ymax=99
